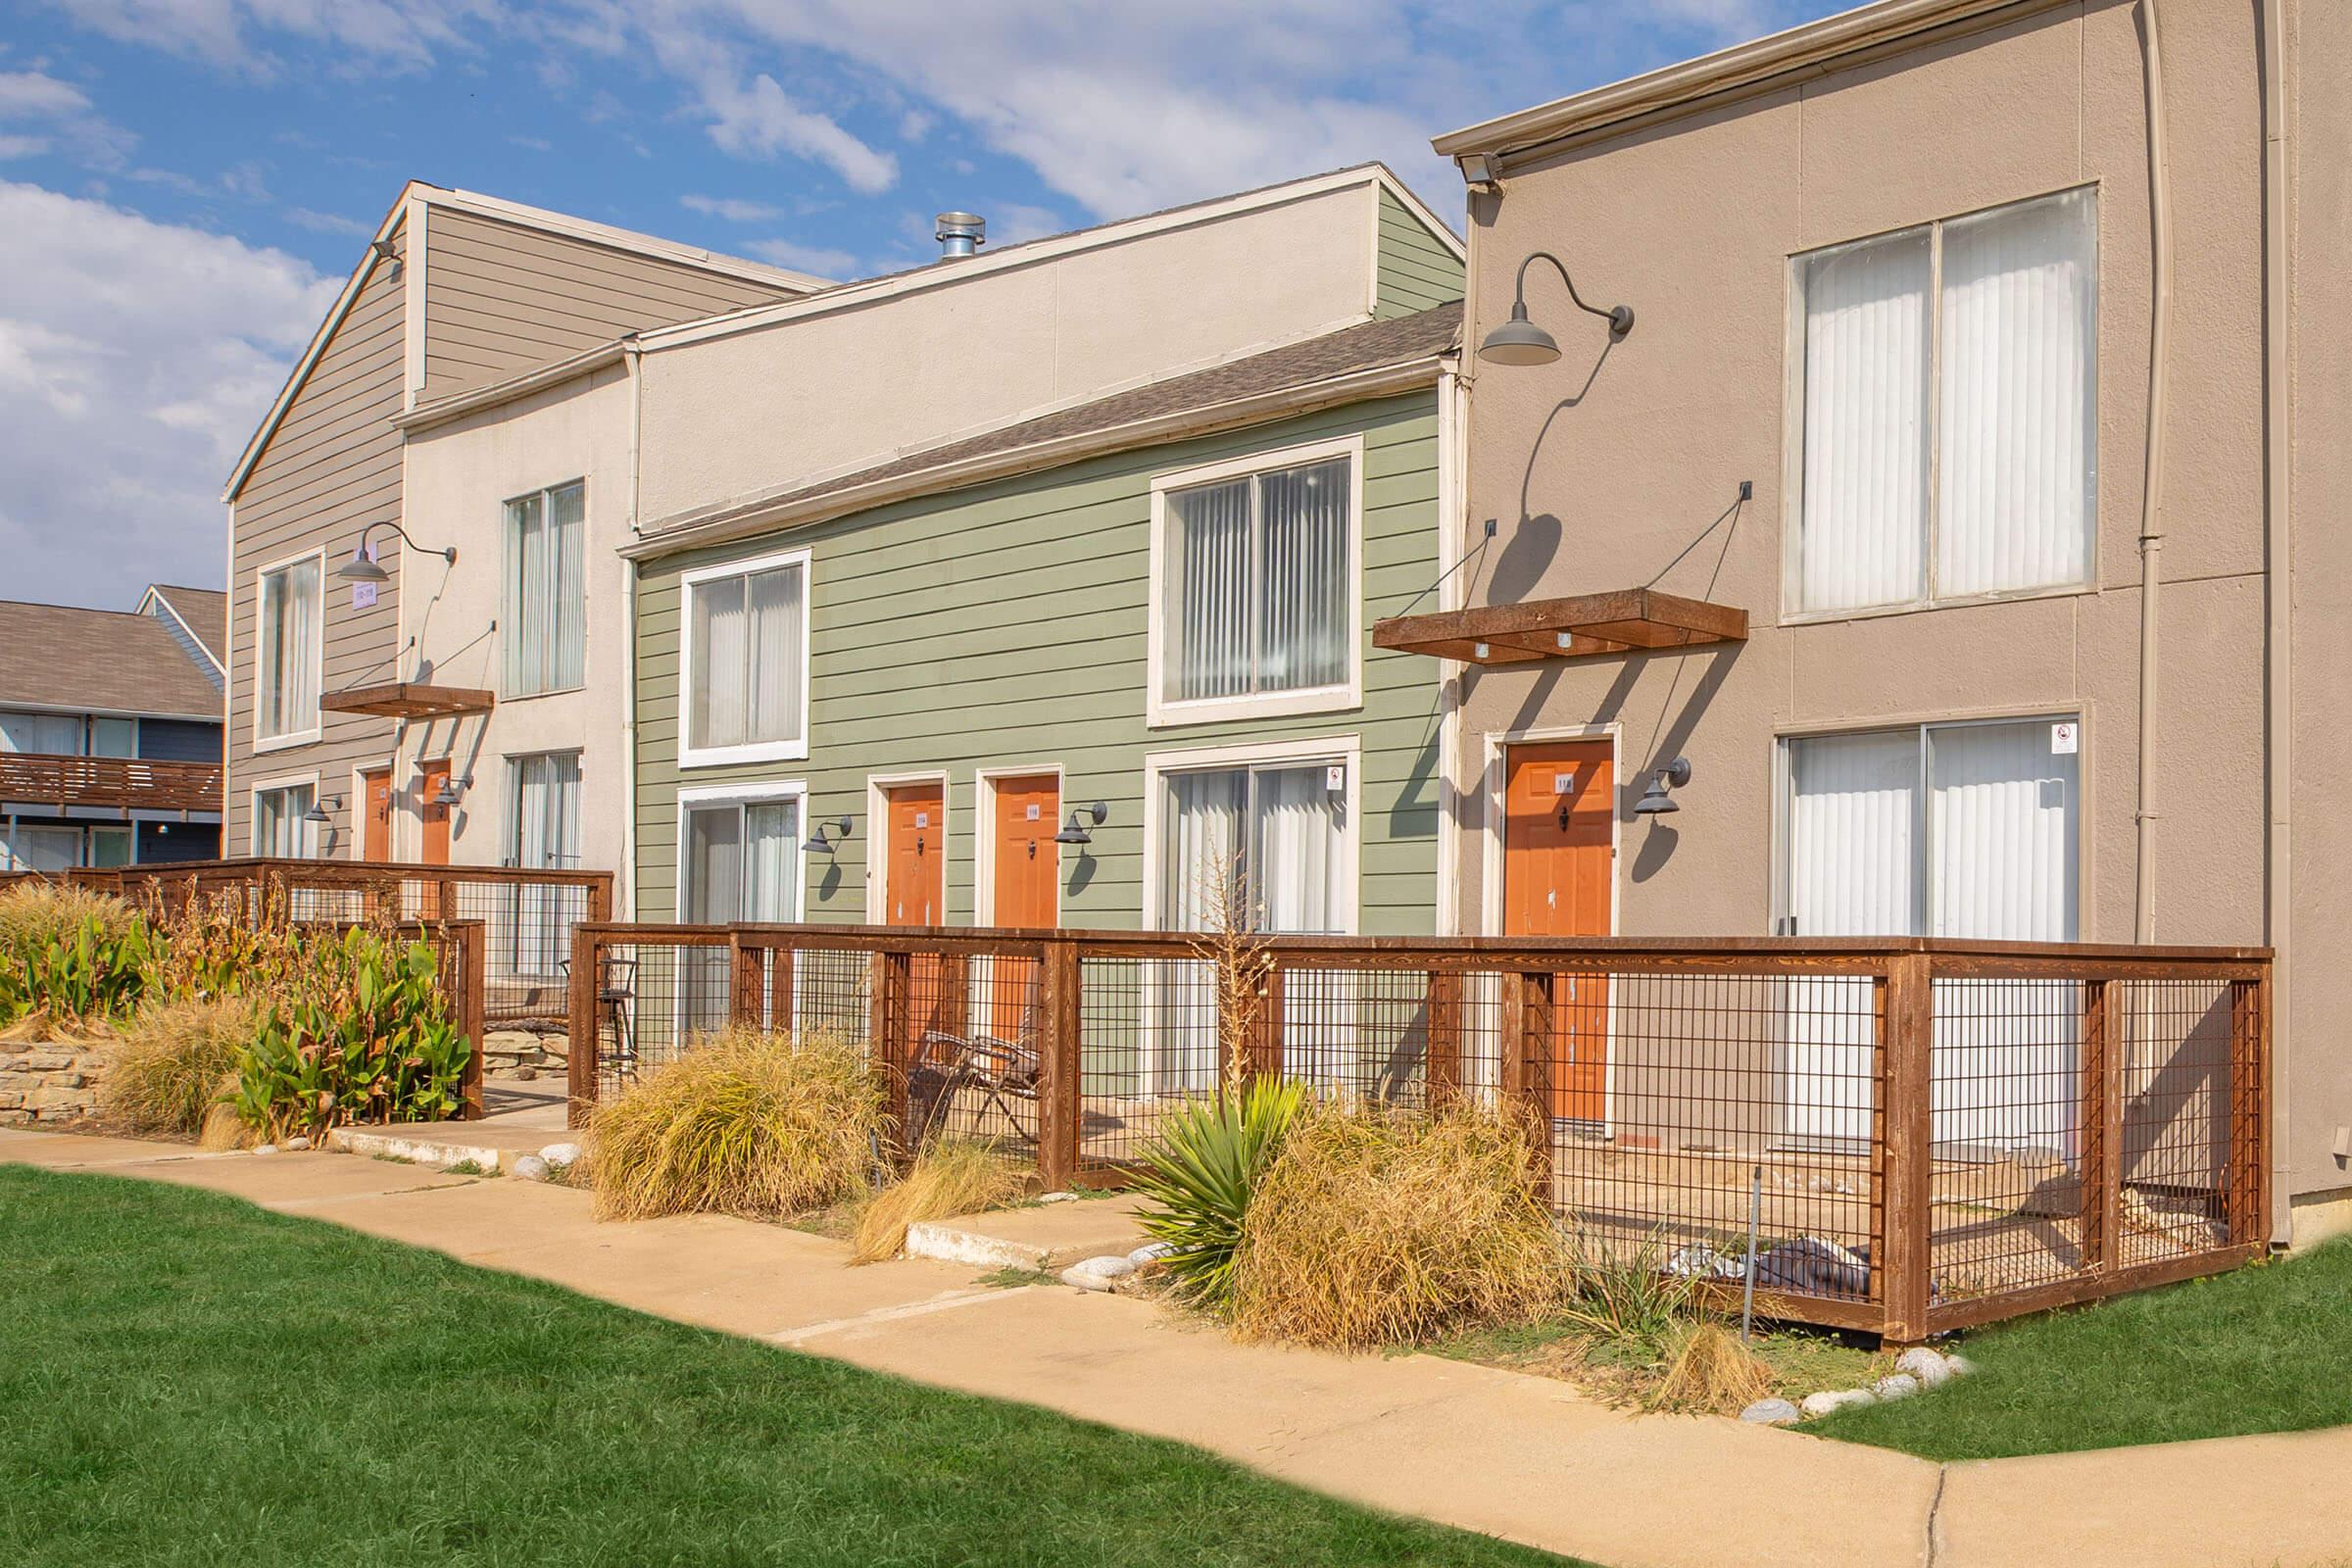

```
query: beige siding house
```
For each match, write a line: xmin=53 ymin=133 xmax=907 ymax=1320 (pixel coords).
xmin=1418 ymin=0 xmax=2344 ymax=1237
xmin=220 ymin=185 xmax=827 ymax=865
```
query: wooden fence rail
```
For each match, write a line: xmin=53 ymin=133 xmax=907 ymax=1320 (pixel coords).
xmin=562 ymin=922 xmax=2270 ymax=1341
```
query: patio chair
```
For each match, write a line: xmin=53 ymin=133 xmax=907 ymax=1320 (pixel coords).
xmin=905 ymin=964 xmax=1042 ymax=1152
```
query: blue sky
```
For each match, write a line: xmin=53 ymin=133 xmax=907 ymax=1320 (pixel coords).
xmin=1 ymin=0 xmax=1834 ymax=609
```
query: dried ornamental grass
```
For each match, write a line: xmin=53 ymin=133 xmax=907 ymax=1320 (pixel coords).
xmin=587 ymin=1028 xmax=882 ymax=1221
xmin=851 ymin=1140 xmax=1031 ymax=1263
xmin=1649 ymin=1321 xmax=1776 ymax=1415
xmin=0 ymin=884 xmax=139 ymax=952
xmin=1230 ymin=1101 xmax=1569 ymax=1348
xmin=100 ymin=997 xmax=257 ymax=1137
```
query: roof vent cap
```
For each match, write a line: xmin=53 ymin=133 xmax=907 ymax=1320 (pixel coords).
xmin=935 ymin=211 xmax=986 ymax=260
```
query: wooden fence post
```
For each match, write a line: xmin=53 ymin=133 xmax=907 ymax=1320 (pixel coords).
xmin=729 ymin=934 xmax=764 ymax=1030
xmin=587 ymin=873 xmax=613 ymax=922
xmin=566 ymin=926 xmax=601 ymax=1130
xmin=1880 ymin=953 xmax=1935 ymax=1344
xmin=869 ymin=950 xmax=911 ymax=1158
xmin=1500 ymin=969 xmax=1554 ymax=1200
xmin=2230 ymin=972 xmax=2273 ymax=1248
xmin=2079 ymin=978 xmax=2122 ymax=1273
xmin=1036 ymin=940 xmax=1081 ymax=1192
xmin=1426 ymin=969 xmax=1462 ymax=1108
xmin=1250 ymin=963 xmax=1286 ymax=1083
xmin=459 ymin=920 xmax=487 ymax=1121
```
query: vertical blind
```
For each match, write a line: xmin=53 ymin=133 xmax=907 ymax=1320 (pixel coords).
xmin=510 ymin=751 xmax=581 ymax=977
xmin=505 ymin=481 xmax=586 ymax=696
xmin=1164 ymin=456 xmax=1348 ymax=704
xmin=258 ymin=559 xmax=320 ymax=739
xmin=0 ymin=710 xmax=83 ymax=755
xmin=1157 ymin=763 xmax=1342 ymax=935
xmin=1796 ymin=188 xmax=2096 ymax=613
xmin=685 ymin=799 xmax=800 ymax=924
xmin=689 ymin=562 xmax=805 ymax=752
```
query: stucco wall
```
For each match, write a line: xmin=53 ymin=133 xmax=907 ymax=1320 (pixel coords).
xmin=1449 ymin=0 xmax=2339 ymax=1197
xmin=390 ymin=368 xmax=634 ymax=883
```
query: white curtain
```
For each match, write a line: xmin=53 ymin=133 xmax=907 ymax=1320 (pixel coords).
xmin=1158 ymin=769 xmax=1246 ymax=929
xmin=1252 ymin=765 xmax=1341 ymax=936
xmin=743 ymin=801 xmax=800 ymax=922
xmin=1936 ymin=189 xmax=2097 ymax=599
xmin=1166 ymin=477 xmax=1251 ymax=703
xmin=506 ymin=483 xmax=586 ymax=696
xmin=0 ymin=710 xmax=82 ymax=754
xmin=512 ymin=752 xmax=580 ymax=977
xmin=1256 ymin=459 xmax=1349 ymax=694
xmin=255 ymin=785 xmax=316 ymax=858
xmin=259 ymin=560 xmax=320 ymax=739
xmin=691 ymin=564 xmax=803 ymax=750
xmin=1798 ymin=230 xmax=1931 ymax=613
xmin=1784 ymin=730 xmax=1920 ymax=1148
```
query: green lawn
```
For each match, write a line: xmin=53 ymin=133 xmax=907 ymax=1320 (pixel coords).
xmin=0 ymin=1167 xmax=1579 ymax=1568
xmin=1814 ymin=1240 xmax=2352 ymax=1460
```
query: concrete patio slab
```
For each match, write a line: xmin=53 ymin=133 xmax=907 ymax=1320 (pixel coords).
xmin=127 ymin=1150 xmax=480 ymax=1207
xmin=0 ymin=1128 xmax=218 ymax=1167
xmin=906 ymin=1193 xmax=1150 ymax=1269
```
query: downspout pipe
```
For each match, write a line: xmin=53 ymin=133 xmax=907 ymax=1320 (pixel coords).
xmin=618 ymin=336 xmax=645 ymax=920
xmin=2132 ymin=0 xmax=2171 ymax=947
xmin=2259 ymin=0 xmax=2291 ymax=1243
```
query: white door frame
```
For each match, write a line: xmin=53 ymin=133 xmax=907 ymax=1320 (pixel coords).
xmin=865 ymin=768 xmax=951 ymax=926
xmin=973 ymin=763 xmax=1064 ymax=929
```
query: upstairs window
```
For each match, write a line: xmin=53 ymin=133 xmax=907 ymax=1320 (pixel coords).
xmin=256 ymin=555 xmax=321 ymax=744
xmin=253 ymin=781 xmax=318 ymax=858
xmin=1151 ymin=438 xmax=1359 ymax=725
xmin=1790 ymin=187 xmax=2097 ymax=616
xmin=504 ymin=480 xmax=586 ymax=697
xmin=681 ymin=548 xmax=809 ymax=767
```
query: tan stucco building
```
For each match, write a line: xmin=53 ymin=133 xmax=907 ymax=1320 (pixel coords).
xmin=1424 ymin=0 xmax=2345 ymax=1238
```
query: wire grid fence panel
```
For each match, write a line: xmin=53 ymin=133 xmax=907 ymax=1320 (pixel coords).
xmin=587 ymin=937 xmax=736 ymax=1103
xmin=1536 ymin=966 xmax=1881 ymax=1307
xmin=900 ymin=949 xmax=1048 ymax=1163
xmin=1072 ymin=955 xmax=1224 ymax=1171
xmin=2113 ymin=976 xmax=2235 ymax=1263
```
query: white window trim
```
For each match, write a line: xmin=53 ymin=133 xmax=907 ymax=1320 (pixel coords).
xmin=1145 ymin=433 xmax=1366 ymax=729
xmin=251 ymin=546 xmax=326 ymax=754
xmin=249 ymin=769 xmax=322 ymax=858
xmin=973 ymin=763 xmax=1065 ymax=929
xmin=1780 ymin=182 xmax=2101 ymax=626
xmin=500 ymin=477 xmax=589 ymax=703
xmin=1769 ymin=710 xmax=2088 ymax=941
xmin=1475 ymin=722 xmax=1623 ymax=941
xmin=674 ymin=778 xmax=808 ymax=924
xmin=864 ymin=769 xmax=951 ymax=926
xmin=1140 ymin=733 xmax=1362 ymax=935
xmin=677 ymin=545 xmax=813 ymax=769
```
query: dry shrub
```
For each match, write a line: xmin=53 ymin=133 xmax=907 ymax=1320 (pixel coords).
xmin=1648 ymin=1321 xmax=1775 ymax=1415
xmin=851 ymin=1140 xmax=1030 ymax=1263
xmin=0 ymin=884 xmax=138 ymax=952
xmin=100 ymin=997 xmax=256 ymax=1137
xmin=1230 ymin=1100 xmax=1567 ymax=1348
xmin=199 ymin=1090 xmax=254 ymax=1152
xmin=587 ymin=1027 xmax=881 ymax=1221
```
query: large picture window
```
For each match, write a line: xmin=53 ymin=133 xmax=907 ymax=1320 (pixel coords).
xmin=1151 ymin=439 xmax=1359 ymax=725
xmin=681 ymin=549 xmax=808 ymax=767
xmin=1154 ymin=755 xmax=1348 ymax=937
xmin=253 ymin=781 xmax=318 ymax=858
xmin=504 ymin=480 xmax=585 ymax=697
xmin=256 ymin=556 xmax=321 ymax=744
xmin=1789 ymin=187 xmax=2097 ymax=616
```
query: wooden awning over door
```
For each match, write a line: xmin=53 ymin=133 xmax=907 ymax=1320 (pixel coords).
xmin=1372 ymin=588 xmax=1747 ymax=666
xmin=318 ymin=682 xmax=497 ymax=720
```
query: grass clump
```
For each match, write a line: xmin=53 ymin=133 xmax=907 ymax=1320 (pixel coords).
xmin=587 ymin=1027 xmax=881 ymax=1222
xmin=0 ymin=883 xmax=139 ymax=954
xmin=851 ymin=1140 xmax=1030 ymax=1263
xmin=97 ymin=997 xmax=255 ymax=1137
xmin=1229 ymin=1101 xmax=1566 ymax=1349
xmin=1648 ymin=1321 xmax=1775 ymax=1414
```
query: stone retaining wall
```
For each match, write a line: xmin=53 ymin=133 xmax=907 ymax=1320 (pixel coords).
xmin=0 ymin=1037 xmax=107 ymax=1125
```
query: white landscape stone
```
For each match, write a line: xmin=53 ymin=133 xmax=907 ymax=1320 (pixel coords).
xmin=1740 ymin=1398 xmax=1801 ymax=1426
xmin=1895 ymin=1347 xmax=1953 ymax=1388
xmin=1037 ymin=1192 xmax=1077 ymax=1204
xmin=253 ymin=1144 xmax=278 ymax=1156
xmin=1060 ymin=1254 xmax=1137 ymax=1293
xmin=510 ymin=1154 xmax=551 ymax=1183
xmin=538 ymin=1142 xmax=583 ymax=1167
xmin=1127 ymin=1242 xmax=1173 ymax=1265
xmin=1799 ymin=1389 xmax=1878 ymax=1419
xmin=282 ymin=1136 xmax=311 ymax=1152
xmin=1873 ymin=1373 xmax=1921 ymax=1401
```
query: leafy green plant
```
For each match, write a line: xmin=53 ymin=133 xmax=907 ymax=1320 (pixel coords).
xmin=227 ymin=927 xmax=470 ymax=1144
xmin=0 ymin=904 xmax=156 ymax=1030
xmin=1131 ymin=1076 xmax=1307 ymax=1313
xmin=1553 ymin=1226 xmax=1704 ymax=1358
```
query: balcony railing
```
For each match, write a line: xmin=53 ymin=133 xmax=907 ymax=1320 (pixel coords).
xmin=0 ymin=753 xmax=222 ymax=814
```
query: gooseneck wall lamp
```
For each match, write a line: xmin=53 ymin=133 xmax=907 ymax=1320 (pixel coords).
xmin=802 ymin=816 xmax=854 ymax=856
xmin=335 ymin=520 xmax=460 ymax=584
xmin=1477 ymin=250 xmax=1635 ymax=367
xmin=1054 ymin=801 xmax=1109 ymax=847
xmin=1633 ymin=758 xmax=1693 ymax=816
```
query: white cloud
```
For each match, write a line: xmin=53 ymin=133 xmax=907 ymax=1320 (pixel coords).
xmin=0 ymin=71 xmax=94 ymax=118
xmin=744 ymin=235 xmax=858 ymax=276
xmin=693 ymin=71 xmax=896 ymax=193
xmin=43 ymin=0 xmax=491 ymax=75
xmin=286 ymin=205 xmax=371 ymax=235
xmin=987 ymin=201 xmax=1062 ymax=246
xmin=681 ymin=192 xmax=783 ymax=222
xmin=0 ymin=66 xmax=134 ymax=168
xmin=0 ymin=179 xmax=338 ymax=606
xmin=0 ymin=134 xmax=52 ymax=160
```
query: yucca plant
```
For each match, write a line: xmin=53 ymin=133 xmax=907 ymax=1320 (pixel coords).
xmin=1131 ymin=1075 xmax=1307 ymax=1313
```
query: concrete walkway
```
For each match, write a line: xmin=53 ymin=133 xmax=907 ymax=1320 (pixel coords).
xmin=4 ymin=1126 xmax=2345 ymax=1568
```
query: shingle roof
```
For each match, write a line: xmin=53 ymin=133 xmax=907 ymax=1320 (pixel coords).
xmin=149 ymin=585 xmax=226 ymax=668
xmin=757 ymin=302 xmax=1462 ymax=517
xmin=0 ymin=601 xmax=223 ymax=719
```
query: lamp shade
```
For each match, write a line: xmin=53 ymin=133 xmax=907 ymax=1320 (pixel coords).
xmin=335 ymin=547 xmax=389 ymax=584
xmin=301 ymin=800 xmax=331 ymax=825
xmin=1633 ymin=777 xmax=1680 ymax=815
xmin=1477 ymin=302 xmax=1562 ymax=367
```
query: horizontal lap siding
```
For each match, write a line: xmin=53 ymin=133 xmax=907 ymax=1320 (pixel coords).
xmin=1372 ymin=188 xmax=1465 ymax=319
xmin=226 ymin=237 xmax=408 ymax=855
xmin=634 ymin=395 xmax=1444 ymax=934
xmin=420 ymin=211 xmax=791 ymax=401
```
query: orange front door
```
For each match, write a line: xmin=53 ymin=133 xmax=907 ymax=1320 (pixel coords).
xmin=989 ymin=774 xmax=1059 ymax=1036
xmin=1501 ymin=741 xmax=1614 ymax=1125
xmin=360 ymin=768 xmax=392 ymax=862
xmin=417 ymin=760 xmax=453 ymax=866
xmin=883 ymin=780 xmax=950 ymax=1058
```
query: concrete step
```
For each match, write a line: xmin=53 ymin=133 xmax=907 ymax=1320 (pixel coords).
xmin=323 ymin=1120 xmax=580 ymax=1173
xmin=905 ymin=1194 xmax=1150 ymax=1271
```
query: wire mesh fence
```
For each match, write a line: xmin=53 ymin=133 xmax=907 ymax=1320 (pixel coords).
xmin=566 ymin=923 xmax=2270 ymax=1337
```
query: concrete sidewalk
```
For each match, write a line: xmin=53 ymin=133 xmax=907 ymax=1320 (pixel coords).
xmin=5 ymin=1126 xmax=2346 ymax=1568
